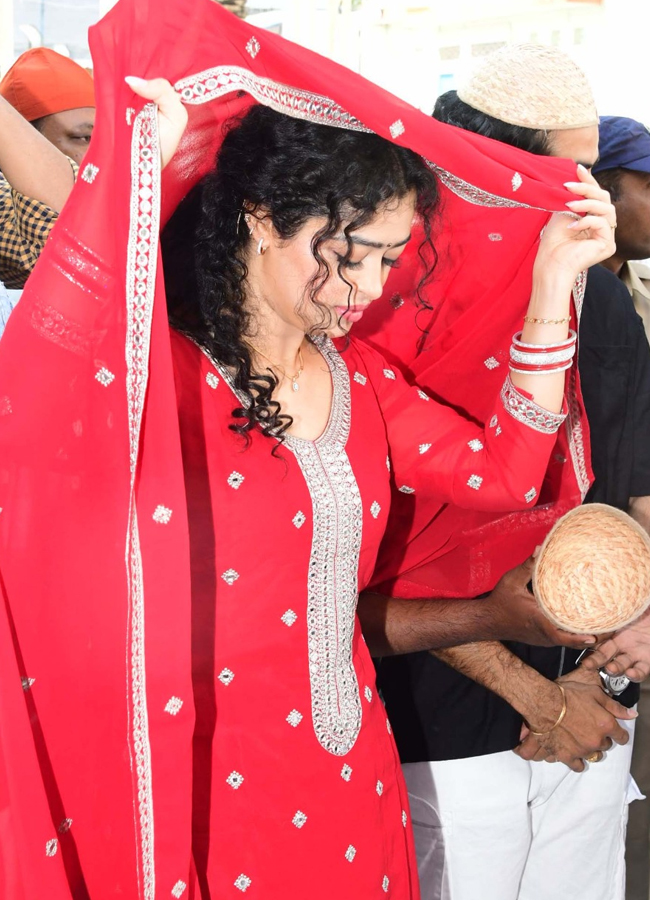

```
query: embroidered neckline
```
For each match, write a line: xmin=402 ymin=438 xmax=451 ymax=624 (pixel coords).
xmin=190 ymin=333 xmax=345 ymax=448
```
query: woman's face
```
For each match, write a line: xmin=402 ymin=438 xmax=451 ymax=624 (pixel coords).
xmin=249 ymin=191 xmax=417 ymax=337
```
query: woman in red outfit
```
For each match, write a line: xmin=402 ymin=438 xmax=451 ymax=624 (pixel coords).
xmin=149 ymin=83 xmax=611 ymax=896
xmin=0 ymin=2 xmax=615 ymax=897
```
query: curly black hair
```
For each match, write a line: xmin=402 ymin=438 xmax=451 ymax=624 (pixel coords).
xmin=433 ymin=90 xmax=551 ymax=156
xmin=162 ymin=103 xmax=439 ymax=444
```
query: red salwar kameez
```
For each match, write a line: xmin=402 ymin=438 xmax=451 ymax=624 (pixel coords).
xmin=0 ymin=0 xmax=591 ymax=897
xmin=172 ymin=331 xmax=564 ymax=896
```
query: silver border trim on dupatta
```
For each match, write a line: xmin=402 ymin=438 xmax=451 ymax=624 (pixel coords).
xmin=125 ymin=102 xmax=160 ymax=900
xmin=175 ymin=65 xmax=371 ymax=133
xmin=566 ymin=270 xmax=590 ymax=499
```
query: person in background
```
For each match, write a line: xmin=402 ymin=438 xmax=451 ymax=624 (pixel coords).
xmin=593 ymin=117 xmax=650 ymax=342
xmin=0 ymin=49 xmax=94 ymax=291
xmin=581 ymin=121 xmax=650 ymax=684
xmin=0 ymin=48 xmax=95 ymax=165
xmin=371 ymin=44 xmax=650 ymax=900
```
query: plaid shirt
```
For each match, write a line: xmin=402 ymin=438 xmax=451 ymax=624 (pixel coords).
xmin=0 ymin=159 xmax=78 ymax=289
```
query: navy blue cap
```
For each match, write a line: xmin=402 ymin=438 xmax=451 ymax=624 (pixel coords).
xmin=593 ymin=116 xmax=650 ymax=175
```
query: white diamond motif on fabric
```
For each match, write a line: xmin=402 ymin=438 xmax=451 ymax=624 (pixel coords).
xmin=227 ymin=471 xmax=245 ymax=490
xmin=402 ymin=810 xmax=408 ymax=827
xmin=235 ymin=874 xmax=252 ymax=892
xmin=364 ymin=686 xmax=372 ymax=703
xmin=399 ymin=485 xmax=415 ymax=494
xmin=292 ymin=811 xmax=307 ymax=828
xmin=467 ymin=474 xmax=483 ymax=490
xmin=45 ymin=839 xmax=58 ymax=857
xmin=293 ymin=511 xmax=306 ymax=528
xmin=172 ymin=881 xmax=187 ymax=898
xmin=488 ymin=233 xmax=503 ymax=242
xmin=206 ymin=372 xmax=219 ymax=389
xmin=222 ymin=569 xmax=239 ymax=586
xmin=418 ymin=389 xmax=430 ymax=401
xmin=484 ymin=357 xmax=500 ymax=370
xmin=390 ymin=119 xmax=405 ymax=139
xmin=525 ymin=487 xmax=537 ymax=503
xmin=165 ymin=696 xmax=183 ymax=716
xmin=153 ymin=505 xmax=172 ymax=524
xmin=246 ymin=36 xmax=260 ymax=57
xmin=512 ymin=172 xmax=523 ymax=191
xmin=81 ymin=163 xmax=99 ymax=183
xmin=419 ymin=443 xmax=432 ymax=454
xmin=341 ymin=764 xmax=352 ymax=781
xmin=468 ymin=439 xmax=484 ymax=452
xmin=227 ymin=771 xmax=244 ymax=790
xmin=376 ymin=780 xmax=384 ymax=796
xmin=370 ymin=501 xmax=381 ymax=519
xmin=21 ymin=677 xmax=35 ymax=691
xmin=345 ymin=845 xmax=357 ymax=862
xmin=286 ymin=709 xmax=303 ymax=727
xmin=58 ymin=819 xmax=73 ymax=834
xmin=353 ymin=372 xmax=367 ymax=385
xmin=218 ymin=668 xmax=235 ymax=686
xmin=96 ymin=367 xmax=115 ymax=386
xmin=383 ymin=875 xmax=390 ymax=892
xmin=383 ymin=368 xmax=396 ymax=380
xmin=281 ymin=609 xmax=298 ymax=627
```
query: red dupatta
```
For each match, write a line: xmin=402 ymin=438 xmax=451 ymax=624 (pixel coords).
xmin=0 ymin=0 xmax=588 ymax=896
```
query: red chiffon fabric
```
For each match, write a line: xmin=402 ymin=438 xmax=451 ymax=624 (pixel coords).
xmin=0 ymin=0 xmax=589 ymax=896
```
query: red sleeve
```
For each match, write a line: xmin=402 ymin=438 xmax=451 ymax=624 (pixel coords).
xmin=353 ymin=338 xmax=566 ymax=512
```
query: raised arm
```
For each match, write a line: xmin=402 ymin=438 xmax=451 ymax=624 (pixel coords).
xmin=0 ymin=95 xmax=75 ymax=211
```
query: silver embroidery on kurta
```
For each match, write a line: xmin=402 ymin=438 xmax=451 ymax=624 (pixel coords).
xmin=286 ymin=338 xmax=363 ymax=757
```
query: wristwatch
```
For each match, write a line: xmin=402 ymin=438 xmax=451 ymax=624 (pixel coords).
xmin=598 ymin=669 xmax=630 ymax=697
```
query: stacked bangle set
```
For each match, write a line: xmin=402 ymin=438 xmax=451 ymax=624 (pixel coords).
xmin=509 ymin=329 xmax=577 ymax=376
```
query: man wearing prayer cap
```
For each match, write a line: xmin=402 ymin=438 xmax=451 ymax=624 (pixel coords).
xmin=373 ymin=44 xmax=650 ymax=900
xmin=593 ymin=116 xmax=650 ymax=338
xmin=0 ymin=48 xmax=95 ymax=165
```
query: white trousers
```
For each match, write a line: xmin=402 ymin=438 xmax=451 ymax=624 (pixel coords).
xmin=403 ymin=718 xmax=642 ymax=900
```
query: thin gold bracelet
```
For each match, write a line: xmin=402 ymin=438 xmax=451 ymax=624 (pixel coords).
xmin=523 ymin=315 xmax=571 ymax=325
xmin=527 ymin=683 xmax=567 ymax=736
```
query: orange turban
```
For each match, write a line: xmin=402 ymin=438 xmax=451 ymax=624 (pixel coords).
xmin=0 ymin=48 xmax=95 ymax=122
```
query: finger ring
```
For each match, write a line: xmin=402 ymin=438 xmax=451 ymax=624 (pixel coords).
xmin=585 ymin=752 xmax=604 ymax=763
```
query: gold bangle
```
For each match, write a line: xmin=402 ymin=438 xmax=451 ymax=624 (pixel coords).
xmin=523 ymin=315 xmax=571 ymax=325
xmin=527 ymin=683 xmax=567 ymax=736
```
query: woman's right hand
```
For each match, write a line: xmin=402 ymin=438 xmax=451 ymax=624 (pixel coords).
xmin=125 ymin=76 xmax=188 ymax=168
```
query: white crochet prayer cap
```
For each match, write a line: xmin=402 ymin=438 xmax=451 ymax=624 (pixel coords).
xmin=457 ymin=44 xmax=598 ymax=131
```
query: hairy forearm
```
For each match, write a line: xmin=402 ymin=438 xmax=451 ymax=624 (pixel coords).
xmin=357 ymin=592 xmax=502 ymax=657
xmin=0 ymin=96 xmax=74 ymax=210
xmin=435 ymin=642 xmax=561 ymax=730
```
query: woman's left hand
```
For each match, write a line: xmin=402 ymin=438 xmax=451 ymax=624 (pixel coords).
xmin=534 ymin=165 xmax=617 ymax=284
xmin=125 ymin=76 xmax=188 ymax=168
